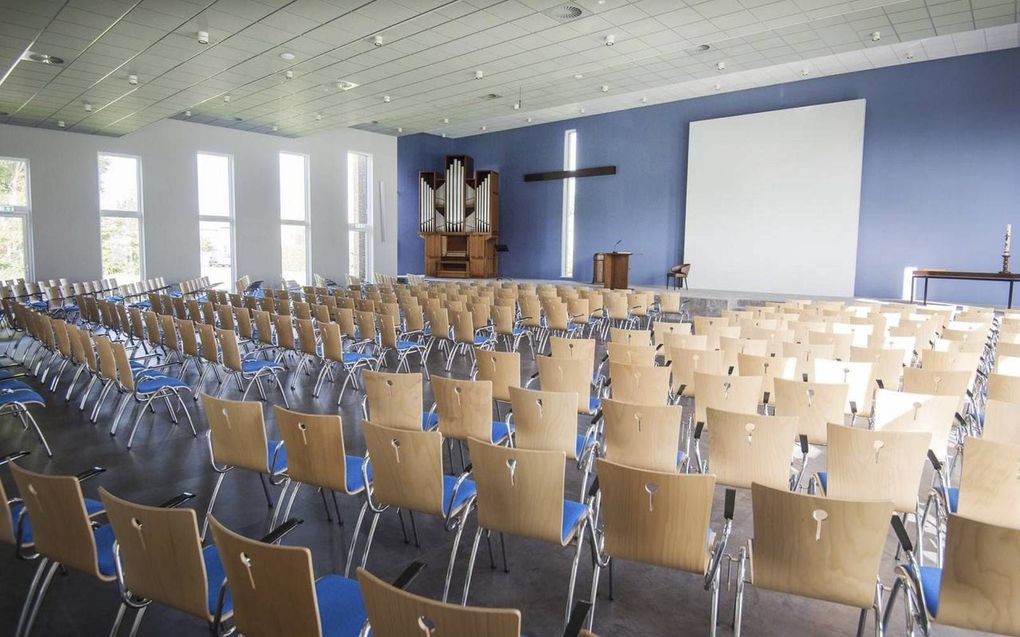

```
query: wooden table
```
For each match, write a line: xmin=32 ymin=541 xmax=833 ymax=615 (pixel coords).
xmin=910 ymin=269 xmax=1020 ymax=308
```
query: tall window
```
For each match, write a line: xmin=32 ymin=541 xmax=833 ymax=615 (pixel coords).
xmin=0 ymin=157 xmax=32 ymax=281
xmin=197 ymin=152 xmax=235 ymax=289
xmin=279 ymin=152 xmax=310 ymax=286
xmin=561 ymin=129 xmax=577 ymax=278
xmin=347 ymin=152 xmax=373 ymax=282
xmin=98 ymin=153 xmax=144 ymax=283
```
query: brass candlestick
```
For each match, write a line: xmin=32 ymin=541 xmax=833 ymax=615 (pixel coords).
xmin=1004 ymin=253 xmax=1011 ymax=274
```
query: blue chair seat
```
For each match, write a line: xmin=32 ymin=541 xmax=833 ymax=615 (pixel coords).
xmin=136 ymin=375 xmax=188 ymax=394
xmin=934 ymin=486 xmax=959 ymax=513
xmin=342 ymin=352 xmax=374 ymax=365
xmin=131 ymin=301 xmax=152 ymax=309
xmin=909 ymin=564 xmax=942 ymax=618
xmin=491 ymin=420 xmax=513 ymax=444
xmin=11 ymin=497 xmax=105 ymax=545
xmin=575 ymin=435 xmax=595 ymax=459
xmin=0 ymin=370 xmax=12 ymax=380
xmin=268 ymin=441 xmax=288 ymax=474
xmin=677 ymin=450 xmax=686 ymax=469
xmin=562 ymin=500 xmax=588 ymax=543
xmin=1 ymin=379 xmax=33 ymax=391
xmin=396 ymin=340 xmax=422 ymax=351
xmin=0 ymin=388 xmax=44 ymax=406
xmin=202 ymin=544 xmax=233 ymax=616
xmin=512 ymin=327 xmax=527 ymax=336
xmin=345 ymin=455 xmax=372 ymax=493
xmin=107 ymin=295 xmax=125 ymax=303
xmin=241 ymin=359 xmax=284 ymax=374
xmin=314 ymin=574 xmax=367 ymax=637
xmin=473 ymin=335 xmax=491 ymax=346
xmin=588 ymin=396 xmax=600 ymax=414
xmin=442 ymin=475 xmax=477 ymax=516
xmin=421 ymin=412 xmax=439 ymax=431
xmin=95 ymin=523 xmax=118 ymax=577
xmin=29 ymin=301 xmax=48 ymax=310
xmin=170 ymin=290 xmax=183 ymax=298
xmin=62 ymin=304 xmax=79 ymax=312
xmin=817 ymin=471 xmax=828 ymax=493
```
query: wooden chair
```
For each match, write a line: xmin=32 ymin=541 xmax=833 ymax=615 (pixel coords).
xmin=207 ymin=515 xmax=367 ymax=637
xmin=360 ymin=421 xmax=476 ymax=600
xmin=474 ymin=349 xmax=520 ymax=419
xmin=666 ymin=346 xmax=724 ymax=399
xmin=783 ymin=341 xmax=835 ymax=381
xmin=719 ymin=336 xmax=767 ymax=372
xmin=314 ymin=322 xmax=377 ymax=403
xmin=813 ymin=358 xmax=875 ymax=419
xmin=588 ymin=459 xmax=733 ymax=636
xmin=491 ymin=305 xmax=532 ymax=352
xmin=600 ymin=399 xmax=685 ymax=472
xmin=871 ymin=389 xmax=959 ymax=464
xmin=98 ymin=487 xmax=233 ymax=635
xmin=652 ymin=320 xmax=691 ymax=348
xmin=607 ymin=361 xmax=670 ymax=405
xmin=461 ymin=440 xmax=589 ymax=625
xmin=216 ymin=328 xmax=289 ymax=407
xmin=734 ymin=483 xmax=894 ymax=637
xmin=274 ymin=406 xmax=370 ymax=569
xmin=604 ymin=341 xmax=657 ymax=367
xmin=701 ymin=407 xmax=804 ymax=489
xmin=432 ymin=375 xmax=511 ymax=448
xmin=199 ymin=394 xmax=289 ymax=539
xmin=772 ymin=377 xmax=849 ymax=446
xmin=362 ymin=370 xmax=435 ymax=432
xmin=982 ymin=398 xmax=1020 ymax=445
xmin=666 ymin=264 xmax=691 ymax=289
xmin=535 ymin=355 xmax=600 ymax=417
xmin=508 ymin=386 xmax=596 ymax=498
xmin=358 ymin=566 xmax=521 ymax=637
xmin=736 ymin=353 xmax=796 ymax=405
xmin=10 ymin=463 xmax=117 ymax=637
xmin=888 ymin=513 xmax=1020 ymax=637
xmin=691 ymin=372 xmax=762 ymax=426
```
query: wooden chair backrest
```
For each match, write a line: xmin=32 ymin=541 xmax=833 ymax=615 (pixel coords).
xmin=508 ymin=386 xmax=579 ymax=458
xmin=357 ymin=567 xmax=521 ymax=637
xmin=432 ymin=375 xmax=494 ymax=441
xmin=99 ymin=487 xmax=211 ymax=620
xmin=871 ymin=389 xmax=959 ymax=461
xmin=824 ymin=423 xmax=930 ymax=513
xmin=295 ymin=318 xmax=317 ymax=356
xmin=201 ymin=393 xmax=270 ymax=472
xmin=813 ymin=359 xmax=874 ymax=413
xmin=94 ymin=334 xmax=119 ymax=381
xmin=901 ymin=367 xmax=971 ymax=399
xmin=609 ymin=361 xmax=670 ymax=405
xmin=536 ymin=355 xmax=591 ymax=414
xmin=207 ymin=515 xmax=322 ymax=636
xmin=363 ymin=421 xmax=445 ymax=516
xmin=254 ymin=311 xmax=274 ymax=346
xmin=468 ymin=440 xmax=568 ymax=545
xmin=274 ymin=314 xmax=296 ymax=350
xmin=958 ymin=436 xmax=1020 ymax=528
xmin=920 ymin=349 xmax=982 ymax=373
xmin=160 ymin=314 xmax=180 ymax=352
xmin=736 ymin=353 xmax=796 ymax=395
xmin=935 ymin=514 xmax=1020 ymax=634
xmin=988 ymin=373 xmax=1020 ymax=403
xmin=772 ymin=378 xmax=849 ymax=445
xmin=601 ymin=399 xmax=683 ymax=473
xmin=692 ymin=372 xmax=762 ymax=425
xmin=606 ymin=342 xmax=657 ymax=367
xmin=706 ymin=408 xmax=798 ymax=489
xmin=750 ymin=483 xmax=893 ymax=609
xmin=362 ymin=370 xmax=423 ymax=431
xmin=719 ymin=337 xmax=768 ymax=370
xmin=217 ymin=328 xmax=244 ymax=372
xmin=983 ymin=399 xmax=1020 ymax=446
xmin=652 ymin=321 xmax=692 ymax=348
xmin=274 ymin=406 xmax=349 ymax=493
xmin=549 ymin=337 xmax=595 ymax=371
xmin=10 ymin=463 xmax=108 ymax=579
xmin=596 ymin=458 xmax=714 ymax=574
xmin=609 ymin=327 xmax=651 ymax=345
xmin=782 ymin=341 xmax=835 ymax=382
xmin=849 ymin=346 xmax=906 ymax=391
xmin=178 ymin=319 xmax=199 ymax=357
xmin=475 ymin=349 xmax=520 ymax=403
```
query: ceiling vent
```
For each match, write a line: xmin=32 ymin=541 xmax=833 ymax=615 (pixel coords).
xmin=542 ymin=4 xmax=590 ymax=21
xmin=23 ymin=51 xmax=64 ymax=64
xmin=481 ymin=93 xmax=502 ymax=100
xmin=335 ymin=79 xmax=359 ymax=91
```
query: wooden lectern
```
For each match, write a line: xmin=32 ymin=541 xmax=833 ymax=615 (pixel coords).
xmin=602 ymin=252 xmax=631 ymax=289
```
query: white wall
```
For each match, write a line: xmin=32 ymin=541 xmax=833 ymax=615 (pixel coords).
xmin=0 ymin=119 xmax=397 ymax=287
xmin=684 ymin=99 xmax=866 ymax=297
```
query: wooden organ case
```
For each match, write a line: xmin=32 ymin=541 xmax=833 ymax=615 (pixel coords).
xmin=419 ymin=155 xmax=499 ymax=278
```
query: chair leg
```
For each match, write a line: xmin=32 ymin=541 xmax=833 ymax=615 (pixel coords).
xmin=21 ymin=559 xmax=59 ymax=637
xmin=586 ymin=556 xmax=603 ymax=631
xmin=268 ymin=479 xmax=291 ymax=532
xmin=15 ymin=558 xmax=49 ymax=637
xmin=359 ymin=510 xmax=383 ymax=570
xmin=461 ymin=527 xmax=486 ymax=605
xmin=442 ymin=510 xmax=469 ymax=603
xmin=563 ymin=519 xmax=587 ymax=626
xmin=733 ymin=548 xmax=747 ymax=636
xmin=18 ymin=409 xmax=52 ymax=457
xmin=200 ymin=472 xmax=227 ymax=541
xmin=344 ymin=501 xmax=370 ymax=578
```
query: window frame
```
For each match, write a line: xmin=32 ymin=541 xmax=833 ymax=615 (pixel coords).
xmin=560 ymin=129 xmax=577 ymax=278
xmin=346 ymin=151 xmax=374 ymax=282
xmin=279 ymin=151 xmax=311 ymax=286
xmin=196 ymin=151 xmax=237 ymax=289
xmin=0 ymin=156 xmax=34 ymax=281
xmin=97 ymin=151 xmax=145 ymax=282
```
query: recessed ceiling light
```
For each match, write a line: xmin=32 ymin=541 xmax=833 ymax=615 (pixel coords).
xmin=600 ymin=84 xmax=609 ymax=92
xmin=128 ymin=74 xmax=138 ymax=85
xmin=641 ymin=96 xmax=648 ymax=104
xmin=279 ymin=51 xmax=295 ymax=60
xmin=284 ymin=70 xmax=293 ymax=80
xmin=526 ymin=117 xmax=533 ymax=123
xmin=184 ymin=110 xmax=191 ymax=117
xmin=383 ymin=95 xmax=391 ymax=103
xmin=83 ymin=102 xmax=92 ymax=112
xmin=580 ymin=107 xmax=586 ymax=114
xmin=604 ymin=34 xmax=615 ymax=46
xmin=443 ymin=117 xmax=450 ymax=124
xmin=57 ymin=120 xmax=65 ymax=128
xmin=871 ymin=31 xmax=881 ymax=42
xmin=373 ymin=35 xmax=384 ymax=47
xmin=801 ymin=68 xmax=809 ymax=76
xmin=480 ymin=125 xmax=487 ymax=131
xmin=223 ymin=95 xmax=230 ymax=103
xmin=713 ymin=83 xmax=721 ymax=90
xmin=716 ymin=61 xmax=726 ymax=70
xmin=475 ymin=70 xmax=484 ymax=80
xmin=315 ymin=113 xmax=322 ymax=121
xmin=574 ymin=73 xmax=584 ymax=79
xmin=24 ymin=52 xmax=64 ymax=65
xmin=442 ymin=133 xmax=447 ymax=138
xmin=397 ymin=127 xmax=403 ymax=133
xmin=513 ymin=100 xmax=520 ymax=110
xmin=197 ymin=30 xmax=209 ymax=44
xmin=905 ymin=51 xmax=915 ymax=59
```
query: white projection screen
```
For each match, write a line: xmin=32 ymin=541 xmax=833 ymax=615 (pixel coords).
xmin=684 ymin=99 xmax=866 ymax=296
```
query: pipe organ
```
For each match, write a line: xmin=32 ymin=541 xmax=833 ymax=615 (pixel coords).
xmin=419 ymin=155 xmax=499 ymax=278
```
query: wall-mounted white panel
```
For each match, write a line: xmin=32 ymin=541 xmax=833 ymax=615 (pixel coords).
xmin=684 ymin=99 xmax=866 ymax=296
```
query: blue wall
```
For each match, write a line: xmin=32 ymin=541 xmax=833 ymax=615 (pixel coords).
xmin=398 ymin=49 xmax=1020 ymax=305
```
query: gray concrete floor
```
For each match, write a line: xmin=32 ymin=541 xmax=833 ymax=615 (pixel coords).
xmin=0 ymin=321 xmax=983 ymax=637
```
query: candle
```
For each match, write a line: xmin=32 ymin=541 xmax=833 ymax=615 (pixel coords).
xmin=1008 ymin=224 xmax=1013 ymax=256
